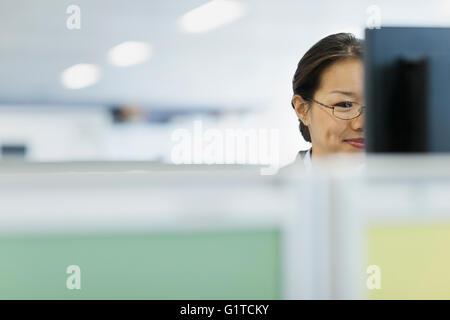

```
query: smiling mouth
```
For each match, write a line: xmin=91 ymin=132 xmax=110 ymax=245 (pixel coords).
xmin=344 ymin=138 xmax=365 ymax=149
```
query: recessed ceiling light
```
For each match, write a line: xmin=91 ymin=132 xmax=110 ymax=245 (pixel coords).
xmin=179 ymin=0 xmax=246 ymax=33
xmin=60 ymin=63 xmax=101 ymax=89
xmin=107 ymin=41 xmax=152 ymax=67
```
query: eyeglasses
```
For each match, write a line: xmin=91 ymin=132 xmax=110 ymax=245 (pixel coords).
xmin=306 ymin=98 xmax=365 ymax=120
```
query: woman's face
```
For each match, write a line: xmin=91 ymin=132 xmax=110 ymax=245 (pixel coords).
xmin=294 ymin=58 xmax=364 ymax=156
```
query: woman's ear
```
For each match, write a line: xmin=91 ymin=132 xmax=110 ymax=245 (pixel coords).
xmin=292 ymin=94 xmax=310 ymax=126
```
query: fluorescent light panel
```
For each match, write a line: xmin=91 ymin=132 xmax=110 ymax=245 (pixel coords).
xmin=179 ymin=0 xmax=246 ymax=33
xmin=61 ymin=63 xmax=101 ymax=89
xmin=108 ymin=41 xmax=152 ymax=67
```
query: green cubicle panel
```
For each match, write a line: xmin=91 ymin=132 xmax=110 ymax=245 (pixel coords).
xmin=0 ymin=229 xmax=281 ymax=299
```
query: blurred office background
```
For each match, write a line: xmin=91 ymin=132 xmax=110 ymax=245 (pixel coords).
xmin=1 ymin=0 xmax=450 ymax=165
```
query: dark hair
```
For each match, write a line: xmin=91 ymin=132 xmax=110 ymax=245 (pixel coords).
xmin=292 ymin=33 xmax=363 ymax=142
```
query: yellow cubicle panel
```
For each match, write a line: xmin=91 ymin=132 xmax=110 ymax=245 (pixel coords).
xmin=367 ymin=224 xmax=450 ymax=299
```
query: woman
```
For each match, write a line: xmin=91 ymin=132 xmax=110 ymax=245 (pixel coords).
xmin=291 ymin=33 xmax=365 ymax=169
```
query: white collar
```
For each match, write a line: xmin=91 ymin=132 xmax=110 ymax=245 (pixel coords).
xmin=303 ymin=147 xmax=312 ymax=170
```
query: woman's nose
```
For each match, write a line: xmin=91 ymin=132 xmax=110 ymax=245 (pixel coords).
xmin=350 ymin=112 xmax=365 ymax=131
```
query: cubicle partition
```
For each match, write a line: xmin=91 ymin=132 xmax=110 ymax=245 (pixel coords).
xmin=0 ymin=162 xmax=307 ymax=299
xmin=1 ymin=156 xmax=449 ymax=299
xmin=327 ymin=155 xmax=450 ymax=299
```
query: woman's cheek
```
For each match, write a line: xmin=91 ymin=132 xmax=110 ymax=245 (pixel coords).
xmin=325 ymin=129 xmax=340 ymax=152
xmin=333 ymin=126 xmax=347 ymax=152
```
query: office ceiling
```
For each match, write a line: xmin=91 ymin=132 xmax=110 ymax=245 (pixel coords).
xmin=0 ymin=0 xmax=448 ymax=109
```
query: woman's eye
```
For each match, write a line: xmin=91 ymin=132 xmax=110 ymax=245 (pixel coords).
xmin=334 ymin=101 xmax=353 ymax=108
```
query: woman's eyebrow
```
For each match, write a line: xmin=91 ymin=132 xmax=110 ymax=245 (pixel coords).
xmin=329 ymin=90 xmax=356 ymax=97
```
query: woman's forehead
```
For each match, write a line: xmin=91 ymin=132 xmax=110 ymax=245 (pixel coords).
xmin=317 ymin=59 xmax=363 ymax=96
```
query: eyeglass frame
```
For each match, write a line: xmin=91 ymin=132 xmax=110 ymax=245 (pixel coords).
xmin=305 ymin=97 xmax=365 ymax=120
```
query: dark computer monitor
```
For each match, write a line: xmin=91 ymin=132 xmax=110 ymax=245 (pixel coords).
xmin=365 ymin=27 xmax=450 ymax=152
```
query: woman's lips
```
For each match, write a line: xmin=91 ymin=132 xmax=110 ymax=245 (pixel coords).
xmin=344 ymin=138 xmax=365 ymax=149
